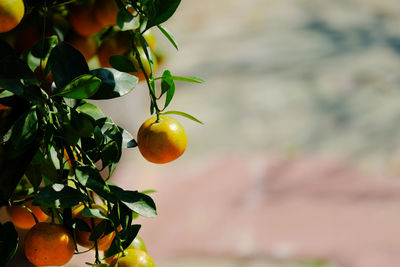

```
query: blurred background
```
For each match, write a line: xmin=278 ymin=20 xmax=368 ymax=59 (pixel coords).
xmin=7 ymin=0 xmax=400 ymax=266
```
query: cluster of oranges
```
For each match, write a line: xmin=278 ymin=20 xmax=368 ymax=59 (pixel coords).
xmin=1 ymin=0 xmax=191 ymax=265
xmin=0 ymin=0 xmax=162 ymax=81
xmin=6 ymin=199 xmax=155 ymax=266
xmin=0 ymin=0 xmax=188 ymax=166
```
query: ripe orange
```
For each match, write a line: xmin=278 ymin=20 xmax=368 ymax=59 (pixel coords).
xmin=94 ymin=0 xmax=119 ymax=27
xmin=137 ymin=115 xmax=187 ymax=164
xmin=24 ymin=222 xmax=75 ymax=266
xmin=7 ymin=200 xmax=49 ymax=229
xmin=66 ymin=34 xmax=98 ymax=61
xmin=98 ymin=32 xmax=130 ymax=68
xmin=0 ymin=103 xmax=11 ymax=110
xmin=108 ymin=249 xmax=155 ymax=267
xmin=0 ymin=0 xmax=25 ymax=33
xmin=68 ymin=2 xmax=103 ymax=37
xmin=72 ymin=204 xmax=115 ymax=251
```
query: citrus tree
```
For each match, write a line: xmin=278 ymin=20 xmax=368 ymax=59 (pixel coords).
xmin=0 ymin=0 xmax=203 ymax=266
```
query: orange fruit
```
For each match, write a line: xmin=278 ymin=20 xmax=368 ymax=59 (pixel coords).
xmin=0 ymin=103 xmax=11 ymax=110
xmin=7 ymin=200 xmax=49 ymax=229
xmin=24 ymin=222 xmax=75 ymax=266
xmin=66 ymin=34 xmax=97 ymax=61
xmin=129 ymin=236 xmax=147 ymax=252
xmin=72 ymin=204 xmax=115 ymax=251
xmin=98 ymin=32 xmax=130 ymax=68
xmin=94 ymin=0 xmax=119 ymax=27
xmin=108 ymin=249 xmax=155 ymax=267
xmin=68 ymin=2 xmax=103 ymax=37
xmin=137 ymin=115 xmax=187 ymax=164
xmin=0 ymin=0 xmax=25 ymax=33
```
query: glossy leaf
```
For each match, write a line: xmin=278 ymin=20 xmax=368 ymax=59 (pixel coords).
xmin=171 ymin=76 xmax=205 ymax=83
xmin=27 ymin=35 xmax=58 ymax=71
xmin=161 ymin=70 xmax=175 ymax=109
xmin=102 ymin=141 xmax=120 ymax=169
xmin=104 ymin=224 xmax=141 ymax=258
xmin=33 ymin=183 xmax=89 ymax=208
xmin=161 ymin=110 xmax=204 ymax=124
xmin=81 ymin=207 xmax=108 ymax=220
xmin=109 ymin=55 xmax=137 ymax=73
xmin=90 ymin=68 xmax=138 ymax=99
xmin=146 ymin=0 xmax=181 ymax=29
xmin=76 ymin=101 xmax=105 ymax=121
xmin=75 ymin=166 xmax=111 ymax=200
xmin=109 ymin=185 xmax=157 ymax=218
xmin=9 ymin=107 xmax=38 ymax=157
xmin=120 ymin=127 xmax=137 ymax=148
xmin=52 ymin=74 xmax=101 ymax=99
xmin=116 ymin=8 xmax=140 ymax=31
xmin=71 ymin=110 xmax=95 ymax=137
xmin=157 ymin=25 xmax=179 ymax=50
xmin=49 ymin=42 xmax=89 ymax=90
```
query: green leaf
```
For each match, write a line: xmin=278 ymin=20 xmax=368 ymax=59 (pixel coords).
xmin=89 ymin=219 xmax=110 ymax=241
xmin=119 ymin=127 xmax=137 ymax=148
xmin=71 ymin=110 xmax=95 ymax=138
xmin=109 ymin=55 xmax=137 ymax=73
xmin=146 ymin=0 xmax=181 ymax=30
xmin=116 ymin=8 xmax=140 ymax=31
xmin=0 ymin=90 xmax=14 ymax=99
xmin=161 ymin=70 xmax=175 ymax=109
xmin=66 ymin=217 xmax=91 ymax=232
xmin=33 ymin=183 xmax=89 ymax=208
xmin=90 ymin=68 xmax=138 ymax=99
xmin=171 ymin=76 xmax=205 ymax=83
xmin=27 ymin=36 xmax=59 ymax=71
xmin=140 ymin=189 xmax=157 ymax=194
xmin=75 ymin=166 xmax=111 ymax=200
xmin=138 ymin=36 xmax=155 ymax=74
xmin=39 ymin=156 xmax=59 ymax=183
xmin=101 ymin=141 xmax=121 ymax=173
xmin=109 ymin=185 xmax=157 ymax=218
xmin=120 ymin=224 xmax=141 ymax=249
xmin=0 ymin=136 xmax=41 ymax=204
xmin=81 ymin=207 xmax=108 ymax=220
xmin=104 ymin=224 xmax=141 ymax=259
xmin=53 ymin=74 xmax=101 ymax=99
xmin=25 ymin=164 xmax=43 ymax=191
xmin=76 ymin=101 xmax=105 ymax=121
xmin=157 ymin=25 xmax=178 ymax=50
xmin=161 ymin=110 xmax=204 ymax=124
xmin=0 ymin=222 xmax=18 ymax=266
xmin=9 ymin=107 xmax=38 ymax=158
xmin=49 ymin=42 xmax=89 ymax=90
